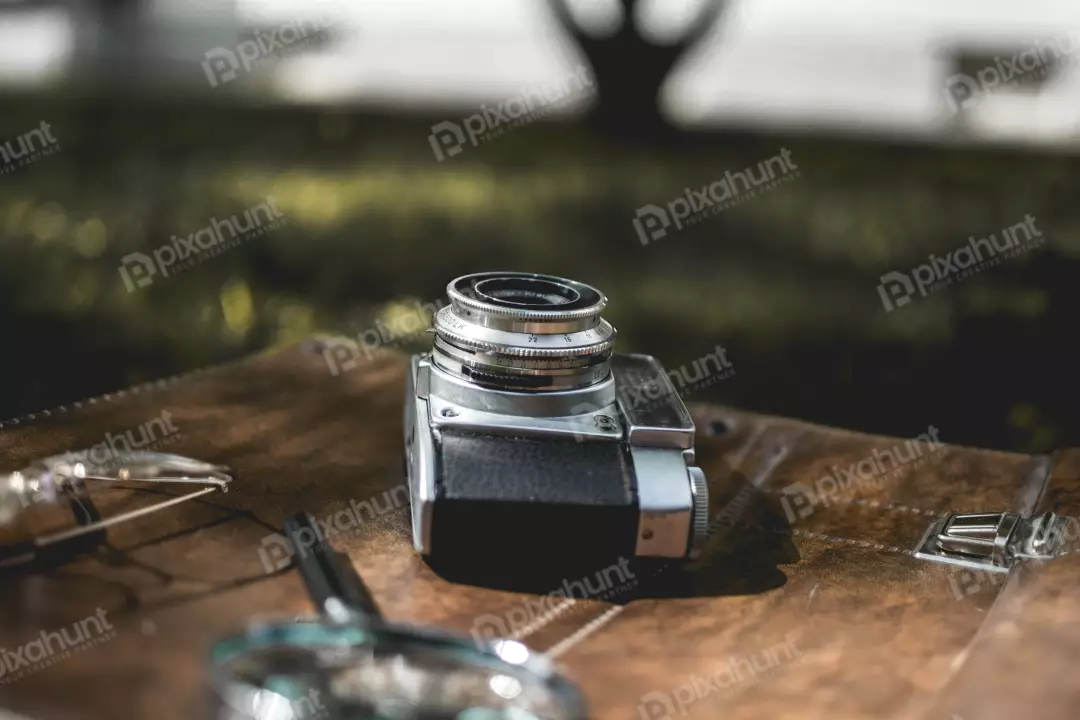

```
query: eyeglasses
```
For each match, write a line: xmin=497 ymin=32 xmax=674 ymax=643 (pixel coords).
xmin=0 ymin=450 xmax=232 ymax=568
xmin=209 ymin=512 xmax=588 ymax=720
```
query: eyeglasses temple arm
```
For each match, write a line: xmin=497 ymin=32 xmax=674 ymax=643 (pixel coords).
xmin=35 ymin=486 xmax=220 ymax=548
xmin=77 ymin=475 xmax=231 ymax=491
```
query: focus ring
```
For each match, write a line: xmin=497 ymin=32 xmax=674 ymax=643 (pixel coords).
xmin=434 ymin=322 xmax=616 ymax=358
xmin=434 ymin=307 xmax=616 ymax=358
xmin=433 ymin=338 xmax=603 ymax=371
xmin=448 ymin=294 xmax=606 ymax=322
xmin=432 ymin=272 xmax=616 ymax=393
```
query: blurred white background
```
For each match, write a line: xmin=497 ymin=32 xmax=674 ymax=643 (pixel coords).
xmin=2 ymin=0 xmax=1079 ymax=144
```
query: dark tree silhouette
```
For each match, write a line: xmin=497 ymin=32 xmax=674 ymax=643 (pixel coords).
xmin=550 ymin=0 xmax=726 ymax=139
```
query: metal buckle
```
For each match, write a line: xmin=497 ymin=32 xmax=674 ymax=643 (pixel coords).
xmin=914 ymin=511 xmax=1069 ymax=573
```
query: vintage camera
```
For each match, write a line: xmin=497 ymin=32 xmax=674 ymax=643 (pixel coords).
xmin=403 ymin=272 xmax=709 ymax=561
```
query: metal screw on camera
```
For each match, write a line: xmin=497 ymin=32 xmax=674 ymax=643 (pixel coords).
xmin=594 ymin=415 xmax=615 ymax=431
xmin=441 ymin=407 xmax=459 ymax=418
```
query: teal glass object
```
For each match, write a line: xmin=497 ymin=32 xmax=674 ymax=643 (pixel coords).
xmin=208 ymin=619 xmax=587 ymax=720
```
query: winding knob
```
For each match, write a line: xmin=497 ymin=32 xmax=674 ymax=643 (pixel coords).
xmin=687 ymin=466 xmax=710 ymax=559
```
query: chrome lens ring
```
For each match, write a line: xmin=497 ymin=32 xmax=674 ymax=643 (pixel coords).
xmin=447 ymin=272 xmax=607 ymax=331
xmin=431 ymin=338 xmax=610 ymax=392
xmin=435 ymin=307 xmax=616 ymax=358
xmin=434 ymin=272 xmax=616 ymax=393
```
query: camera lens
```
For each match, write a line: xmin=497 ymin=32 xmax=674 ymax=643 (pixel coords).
xmin=473 ymin=277 xmax=580 ymax=308
xmin=431 ymin=272 xmax=616 ymax=392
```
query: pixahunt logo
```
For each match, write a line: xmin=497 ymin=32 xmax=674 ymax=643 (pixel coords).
xmin=66 ymin=409 xmax=180 ymax=466
xmin=633 ymin=149 xmax=799 ymax=246
xmin=947 ymin=518 xmax=1080 ymax=599
xmin=637 ymin=633 xmax=802 ymax=719
xmin=119 ymin=197 xmax=285 ymax=291
xmin=321 ymin=299 xmax=445 ymax=376
xmin=624 ymin=345 xmax=735 ymax=414
xmin=878 ymin=214 xmax=1043 ymax=312
xmin=229 ymin=687 xmax=326 ymax=720
xmin=202 ymin=13 xmax=333 ymax=88
xmin=0 ymin=121 xmax=59 ymax=175
xmin=613 ymin=345 xmax=738 ymax=425
xmin=947 ymin=567 xmax=1007 ymax=601
xmin=570 ymin=346 xmax=734 ymax=444
xmin=779 ymin=426 xmax=943 ymax=523
xmin=0 ymin=609 xmax=115 ymax=685
xmin=945 ymin=36 xmax=1078 ymax=112
xmin=16 ymin=410 xmax=181 ymax=511
xmin=257 ymin=484 xmax=409 ymax=573
xmin=469 ymin=558 xmax=637 ymax=642
xmin=428 ymin=65 xmax=592 ymax=161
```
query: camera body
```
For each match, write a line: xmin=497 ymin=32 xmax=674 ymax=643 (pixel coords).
xmin=403 ymin=273 xmax=708 ymax=560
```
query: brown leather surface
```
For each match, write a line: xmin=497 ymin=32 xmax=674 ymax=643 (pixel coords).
xmin=0 ymin=341 xmax=1075 ymax=719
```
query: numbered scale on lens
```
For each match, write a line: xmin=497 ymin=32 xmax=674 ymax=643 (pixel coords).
xmin=432 ymin=273 xmax=616 ymax=392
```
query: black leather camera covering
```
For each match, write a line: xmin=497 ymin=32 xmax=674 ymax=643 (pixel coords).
xmin=430 ymin=429 xmax=640 ymax=561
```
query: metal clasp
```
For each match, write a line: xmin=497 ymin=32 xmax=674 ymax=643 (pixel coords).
xmin=914 ymin=511 xmax=1069 ymax=573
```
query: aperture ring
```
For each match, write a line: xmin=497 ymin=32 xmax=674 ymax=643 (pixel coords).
xmin=430 ymin=350 xmax=610 ymax=391
xmin=448 ymin=302 xmax=600 ymax=335
xmin=433 ymin=338 xmax=606 ymax=373
xmin=434 ymin=307 xmax=616 ymax=358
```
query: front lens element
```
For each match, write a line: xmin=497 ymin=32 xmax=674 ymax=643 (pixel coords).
xmin=473 ymin=277 xmax=581 ymax=309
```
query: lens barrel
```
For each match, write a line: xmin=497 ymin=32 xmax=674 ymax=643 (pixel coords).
xmin=431 ymin=272 xmax=616 ymax=392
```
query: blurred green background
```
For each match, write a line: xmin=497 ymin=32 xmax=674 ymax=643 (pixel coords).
xmin=0 ymin=0 xmax=1077 ymax=455
xmin=1 ymin=98 xmax=1075 ymax=454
